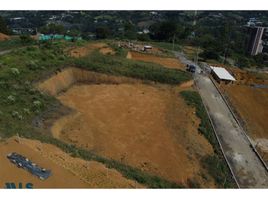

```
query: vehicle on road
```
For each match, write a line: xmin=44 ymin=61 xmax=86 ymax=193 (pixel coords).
xmin=186 ymin=64 xmax=196 ymax=73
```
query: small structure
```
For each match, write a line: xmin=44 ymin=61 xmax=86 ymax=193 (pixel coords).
xmin=210 ymin=66 xmax=236 ymax=84
xmin=143 ymin=45 xmax=152 ymax=51
xmin=7 ymin=152 xmax=52 ymax=180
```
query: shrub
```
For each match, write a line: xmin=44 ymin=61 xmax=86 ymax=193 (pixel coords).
xmin=10 ymin=68 xmax=20 ymax=76
xmin=7 ymin=95 xmax=16 ymax=103
xmin=20 ymin=35 xmax=34 ymax=44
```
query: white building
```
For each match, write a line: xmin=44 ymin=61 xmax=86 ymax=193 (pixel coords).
xmin=210 ymin=66 xmax=236 ymax=84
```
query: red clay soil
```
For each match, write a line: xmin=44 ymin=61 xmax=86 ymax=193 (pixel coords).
xmin=128 ymin=51 xmax=185 ymax=70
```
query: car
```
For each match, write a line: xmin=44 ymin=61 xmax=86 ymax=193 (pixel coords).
xmin=186 ymin=64 xmax=196 ymax=73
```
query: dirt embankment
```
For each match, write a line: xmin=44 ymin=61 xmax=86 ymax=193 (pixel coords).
xmin=128 ymin=51 xmax=185 ymax=70
xmin=221 ymin=85 xmax=268 ymax=150
xmin=69 ymin=42 xmax=115 ymax=58
xmin=0 ymin=33 xmax=10 ymax=41
xmin=38 ymin=69 xmax=215 ymax=187
xmin=218 ymin=66 xmax=268 ymax=163
xmin=0 ymin=137 xmax=143 ymax=188
xmin=37 ymin=67 xmax=144 ymax=96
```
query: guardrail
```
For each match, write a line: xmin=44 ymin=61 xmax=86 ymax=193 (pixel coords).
xmin=193 ymin=76 xmax=240 ymax=188
xmin=209 ymin=76 xmax=268 ymax=173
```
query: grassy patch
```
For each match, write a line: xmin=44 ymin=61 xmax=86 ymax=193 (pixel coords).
xmin=73 ymin=51 xmax=191 ymax=85
xmin=0 ymin=38 xmax=28 ymax=51
xmin=180 ymin=90 xmax=236 ymax=188
xmin=151 ymin=41 xmax=181 ymax=52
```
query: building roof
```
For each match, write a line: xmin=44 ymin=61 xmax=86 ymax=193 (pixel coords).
xmin=210 ymin=66 xmax=236 ymax=81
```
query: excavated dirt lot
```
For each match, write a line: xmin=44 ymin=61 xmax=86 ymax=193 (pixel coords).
xmin=0 ymin=136 xmax=142 ymax=188
xmin=218 ymin=67 xmax=268 ymax=162
xmin=128 ymin=51 xmax=185 ymax=70
xmin=37 ymin=67 xmax=215 ymax=187
xmin=69 ymin=42 xmax=115 ymax=58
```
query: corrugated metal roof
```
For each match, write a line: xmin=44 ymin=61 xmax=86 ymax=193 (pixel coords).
xmin=210 ymin=66 xmax=236 ymax=81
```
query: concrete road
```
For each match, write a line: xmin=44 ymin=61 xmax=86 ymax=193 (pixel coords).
xmin=195 ymin=74 xmax=268 ymax=188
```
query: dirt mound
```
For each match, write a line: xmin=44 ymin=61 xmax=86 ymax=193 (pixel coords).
xmin=0 ymin=32 xmax=10 ymax=41
xmin=0 ymin=137 xmax=143 ymax=188
xmin=128 ymin=51 xmax=185 ymax=70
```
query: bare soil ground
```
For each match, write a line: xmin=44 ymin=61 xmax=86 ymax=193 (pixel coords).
xmin=0 ymin=137 xmax=143 ymax=188
xmin=69 ymin=42 xmax=115 ymax=58
xmin=218 ymin=67 xmax=268 ymax=163
xmin=51 ymin=81 xmax=215 ymax=187
xmin=128 ymin=51 xmax=185 ymax=70
xmin=0 ymin=33 xmax=10 ymax=41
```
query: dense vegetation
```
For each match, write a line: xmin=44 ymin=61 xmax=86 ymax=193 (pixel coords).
xmin=1 ymin=11 xmax=267 ymax=67
xmin=180 ymin=90 xmax=236 ymax=188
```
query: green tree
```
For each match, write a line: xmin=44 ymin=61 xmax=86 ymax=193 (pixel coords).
xmin=39 ymin=23 xmax=65 ymax=35
xmin=150 ymin=21 xmax=178 ymax=41
xmin=123 ymin=22 xmax=137 ymax=39
xmin=20 ymin=35 xmax=34 ymax=44
xmin=95 ymin=26 xmax=110 ymax=39
xmin=0 ymin=16 xmax=9 ymax=34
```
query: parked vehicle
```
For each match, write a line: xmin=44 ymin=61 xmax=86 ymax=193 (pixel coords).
xmin=186 ymin=64 xmax=196 ymax=73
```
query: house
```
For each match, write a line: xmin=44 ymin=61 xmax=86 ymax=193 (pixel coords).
xmin=210 ymin=66 xmax=236 ymax=84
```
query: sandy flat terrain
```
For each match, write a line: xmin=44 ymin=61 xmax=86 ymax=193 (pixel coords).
xmin=53 ymin=83 xmax=214 ymax=187
xmin=0 ymin=137 xmax=143 ymax=188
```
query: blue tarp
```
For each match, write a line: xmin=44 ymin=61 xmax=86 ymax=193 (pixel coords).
xmin=39 ymin=34 xmax=82 ymax=41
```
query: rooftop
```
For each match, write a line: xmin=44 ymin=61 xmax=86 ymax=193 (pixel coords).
xmin=210 ymin=66 xmax=236 ymax=81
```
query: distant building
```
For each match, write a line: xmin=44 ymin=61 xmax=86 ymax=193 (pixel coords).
xmin=247 ymin=26 xmax=266 ymax=56
xmin=210 ymin=66 xmax=236 ymax=84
